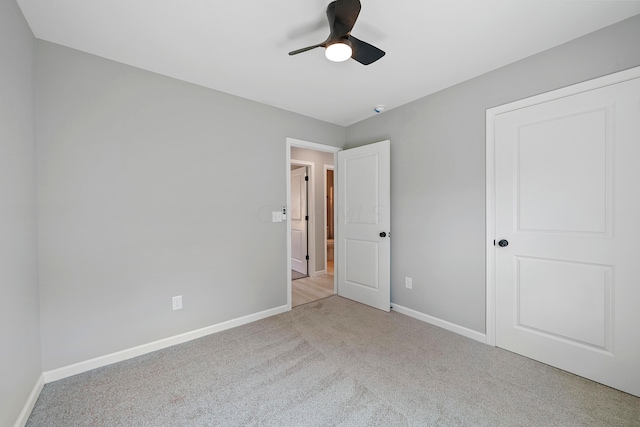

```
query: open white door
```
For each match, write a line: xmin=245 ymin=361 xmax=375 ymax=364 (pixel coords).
xmin=290 ymin=166 xmax=308 ymax=275
xmin=337 ymin=140 xmax=390 ymax=311
xmin=491 ymin=70 xmax=640 ymax=397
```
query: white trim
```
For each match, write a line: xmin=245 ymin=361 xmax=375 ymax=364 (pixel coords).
xmin=488 ymin=66 xmax=640 ymax=118
xmin=313 ymin=269 xmax=326 ymax=276
xmin=485 ymin=106 xmax=497 ymax=347
xmin=13 ymin=373 xmax=44 ymax=427
xmin=332 ymin=153 xmax=338 ymax=294
xmin=286 ymin=138 xmax=341 ymax=302
xmin=287 ymin=138 xmax=342 ymax=153
xmin=485 ymin=65 xmax=640 ymax=348
xmin=391 ymin=303 xmax=487 ymax=344
xmin=290 ymin=159 xmax=315 ymax=277
xmin=43 ymin=304 xmax=288 ymax=383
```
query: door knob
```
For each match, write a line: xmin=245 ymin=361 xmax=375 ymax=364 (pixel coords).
xmin=498 ymin=239 xmax=509 ymax=247
xmin=379 ymin=232 xmax=387 ymax=237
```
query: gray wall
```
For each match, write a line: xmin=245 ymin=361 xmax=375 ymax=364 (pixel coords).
xmin=0 ymin=0 xmax=41 ymax=424
xmin=6 ymin=7 xmax=640 ymax=421
xmin=36 ymin=41 xmax=345 ymax=370
xmin=345 ymin=14 xmax=640 ymax=334
xmin=290 ymin=147 xmax=335 ymax=273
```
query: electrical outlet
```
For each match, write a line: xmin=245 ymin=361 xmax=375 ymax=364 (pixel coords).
xmin=405 ymin=277 xmax=413 ymax=289
xmin=172 ymin=295 xmax=183 ymax=310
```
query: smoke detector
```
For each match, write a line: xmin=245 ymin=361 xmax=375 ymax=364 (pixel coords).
xmin=374 ymin=105 xmax=386 ymax=113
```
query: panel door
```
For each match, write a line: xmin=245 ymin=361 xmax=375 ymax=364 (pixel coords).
xmin=291 ymin=166 xmax=308 ymax=275
xmin=337 ymin=140 xmax=390 ymax=311
xmin=494 ymin=77 xmax=640 ymax=397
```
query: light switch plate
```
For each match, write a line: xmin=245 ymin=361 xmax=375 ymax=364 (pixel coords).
xmin=272 ymin=211 xmax=283 ymax=222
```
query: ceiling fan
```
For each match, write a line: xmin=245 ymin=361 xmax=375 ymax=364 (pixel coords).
xmin=288 ymin=0 xmax=385 ymax=65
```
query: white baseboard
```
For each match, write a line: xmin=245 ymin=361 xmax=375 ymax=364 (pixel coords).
xmin=313 ymin=269 xmax=326 ymax=277
xmin=43 ymin=304 xmax=289 ymax=383
xmin=14 ymin=373 xmax=44 ymax=427
xmin=391 ymin=303 xmax=487 ymax=344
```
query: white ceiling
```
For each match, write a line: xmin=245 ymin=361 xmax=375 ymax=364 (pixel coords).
xmin=17 ymin=1 xmax=640 ymax=126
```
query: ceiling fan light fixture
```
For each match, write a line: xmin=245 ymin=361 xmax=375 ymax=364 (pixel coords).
xmin=325 ymin=41 xmax=352 ymax=62
xmin=288 ymin=0 xmax=384 ymax=65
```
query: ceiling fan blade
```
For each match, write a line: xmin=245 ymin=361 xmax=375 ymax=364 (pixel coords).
xmin=332 ymin=0 xmax=361 ymax=38
xmin=288 ymin=43 xmax=324 ymax=56
xmin=326 ymin=1 xmax=337 ymax=35
xmin=349 ymin=35 xmax=385 ymax=65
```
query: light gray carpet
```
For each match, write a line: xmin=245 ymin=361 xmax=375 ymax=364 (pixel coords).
xmin=27 ymin=296 xmax=639 ymax=426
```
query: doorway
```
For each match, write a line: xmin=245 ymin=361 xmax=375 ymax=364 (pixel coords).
xmin=289 ymin=145 xmax=336 ymax=307
xmin=287 ymin=139 xmax=340 ymax=308
xmin=286 ymin=138 xmax=391 ymax=312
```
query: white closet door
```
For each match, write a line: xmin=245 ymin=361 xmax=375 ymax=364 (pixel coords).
xmin=493 ymin=75 xmax=640 ymax=397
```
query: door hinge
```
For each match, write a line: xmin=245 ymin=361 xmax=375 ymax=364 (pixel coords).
xmin=305 ymin=176 xmax=309 ymax=181
xmin=305 ymin=255 xmax=309 ymax=260
xmin=305 ymin=215 xmax=309 ymax=221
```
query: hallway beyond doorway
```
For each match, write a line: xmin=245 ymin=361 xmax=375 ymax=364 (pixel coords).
xmin=292 ymin=274 xmax=334 ymax=307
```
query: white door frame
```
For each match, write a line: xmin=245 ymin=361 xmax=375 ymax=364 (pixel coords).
xmin=286 ymin=137 xmax=341 ymax=310
xmin=323 ymin=164 xmax=334 ymax=275
xmin=290 ymin=161 xmax=313 ymax=275
xmin=485 ymin=65 xmax=640 ymax=347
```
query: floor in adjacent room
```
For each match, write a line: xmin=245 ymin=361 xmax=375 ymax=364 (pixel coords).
xmin=292 ymin=272 xmax=334 ymax=307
